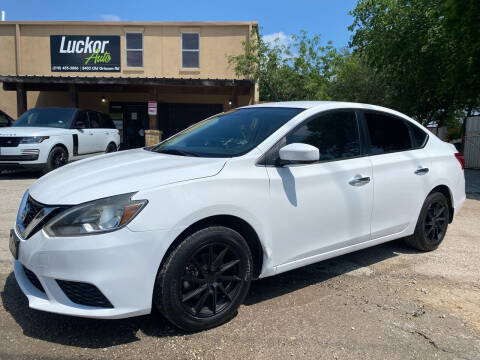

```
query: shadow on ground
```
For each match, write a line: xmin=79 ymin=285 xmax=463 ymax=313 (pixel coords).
xmin=0 ymin=170 xmax=42 ymax=180
xmin=1 ymin=239 xmax=418 ymax=348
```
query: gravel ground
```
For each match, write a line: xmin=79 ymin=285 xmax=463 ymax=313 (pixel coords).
xmin=0 ymin=170 xmax=479 ymax=360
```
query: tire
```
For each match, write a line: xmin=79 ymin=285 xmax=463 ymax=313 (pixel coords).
xmin=154 ymin=226 xmax=253 ymax=331
xmin=43 ymin=146 xmax=68 ymax=174
xmin=106 ymin=142 xmax=117 ymax=153
xmin=404 ymin=192 xmax=450 ymax=251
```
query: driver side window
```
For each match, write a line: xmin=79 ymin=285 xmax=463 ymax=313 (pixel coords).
xmin=74 ymin=111 xmax=89 ymax=129
xmin=265 ymin=110 xmax=361 ymax=165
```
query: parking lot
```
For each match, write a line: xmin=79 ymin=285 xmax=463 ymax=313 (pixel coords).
xmin=0 ymin=170 xmax=479 ymax=360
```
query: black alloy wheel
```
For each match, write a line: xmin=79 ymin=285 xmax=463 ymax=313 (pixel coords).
xmin=106 ymin=143 xmax=117 ymax=153
xmin=44 ymin=147 xmax=68 ymax=173
xmin=423 ymin=200 xmax=448 ymax=245
xmin=180 ymin=243 xmax=243 ymax=317
xmin=154 ymin=226 xmax=252 ymax=331
xmin=404 ymin=192 xmax=450 ymax=251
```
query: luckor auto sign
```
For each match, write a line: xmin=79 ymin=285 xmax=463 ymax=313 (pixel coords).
xmin=50 ymin=35 xmax=121 ymax=72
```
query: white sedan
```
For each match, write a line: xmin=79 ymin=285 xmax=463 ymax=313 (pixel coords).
xmin=10 ymin=101 xmax=465 ymax=331
xmin=0 ymin=107 xmax=120 ymax=173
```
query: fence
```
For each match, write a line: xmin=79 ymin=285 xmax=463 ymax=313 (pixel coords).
xmin=464 ymin=116 xmax=480 ymax=169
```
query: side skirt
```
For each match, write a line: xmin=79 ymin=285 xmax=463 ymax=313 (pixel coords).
xmin=271 ymin=228 xmax=414 ymax=277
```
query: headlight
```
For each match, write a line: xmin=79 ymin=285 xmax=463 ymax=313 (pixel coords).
xmin=20 ymin=136 xmax=50 ymax=144
xmin=44 ymin=193 xmax=147 ymax=237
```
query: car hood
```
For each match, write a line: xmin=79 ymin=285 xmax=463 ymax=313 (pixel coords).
xmin=0 ymin=127 xmax=71 ymax=136
xmin=29 ymin=148 xmax=227 ymax=205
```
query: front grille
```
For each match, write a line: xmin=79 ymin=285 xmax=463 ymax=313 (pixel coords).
xmin=20 ymin=196 xmax=45 ymax=230
xmin=0 ymin=137 xmax=21 ymax=147
xmin=23 ymin=266 xmax=45 ymax=293
xmin=56 ymin=280 xmax=113 ymax=308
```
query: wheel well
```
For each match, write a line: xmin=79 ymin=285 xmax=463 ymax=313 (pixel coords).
xmin=51 ymin=144 xmax=69 ymax=158
xmin=107 ymin=141 xmax=117 ymax=148
xmin=161 ymin=215 xmax=264 ymax=279
xmin=430 ymin=185 xmax=454 ymax=222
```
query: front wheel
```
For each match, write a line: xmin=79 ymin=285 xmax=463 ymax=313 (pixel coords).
xmin=404 ymin=192 xmax=450 ymax=251
xmin=44 ymin=146 xmax=68 ymax=173
xmin=153 ymin=226 xmax=253 ymax=331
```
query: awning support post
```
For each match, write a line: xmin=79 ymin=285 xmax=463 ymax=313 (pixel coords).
xmin=16 ymin=83 xmax=27 ymax=117
xmin=69 ymin=84 xmax=78 ymax=108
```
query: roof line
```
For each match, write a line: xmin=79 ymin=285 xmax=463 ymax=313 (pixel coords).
xmin=0 ymin=75 xmax=253 ymax=87
xmin=0 ymin=20 xmax=258 ymax=26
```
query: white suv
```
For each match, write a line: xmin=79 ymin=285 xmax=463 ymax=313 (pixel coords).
xmin=0 ymin=107 xmax=120 ymax=173
xmin=10 ymin=102 xmax=465 ymax=331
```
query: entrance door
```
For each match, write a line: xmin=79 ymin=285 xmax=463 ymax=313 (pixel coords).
xmin=159 ymin=103 xmax=223 ymax=138
xmin=124 ymin=104 xmax=148 ymax=149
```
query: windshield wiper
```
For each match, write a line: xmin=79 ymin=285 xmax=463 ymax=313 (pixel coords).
xmin=157 ymin=148 xmax=199 ymax=157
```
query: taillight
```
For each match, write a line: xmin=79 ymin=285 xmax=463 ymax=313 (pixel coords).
xmin=454 ymin=153 xmax=465 ymax=170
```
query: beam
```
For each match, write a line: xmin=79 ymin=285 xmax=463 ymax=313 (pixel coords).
xmin=68 ymin=84 xmax=78 ymax=108
xmin=16 ymin=83 xmax=27 ymax=117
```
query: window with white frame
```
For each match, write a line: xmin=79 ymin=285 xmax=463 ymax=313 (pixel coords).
xmin=182 ymin=33 xmax=199 ymax=68
xmin=126 ymin=33 xmax=143 ymax=67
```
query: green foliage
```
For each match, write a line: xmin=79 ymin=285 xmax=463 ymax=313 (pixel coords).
xmin=349 ymin=0 xmax=480 ymax=125
xmin=328 ymin=51 xmax=390 ymax=106
xmin=228 ymin=29 xmax=342 ymax=102
xmin=229 ymin=2 xmax=479 ymax=128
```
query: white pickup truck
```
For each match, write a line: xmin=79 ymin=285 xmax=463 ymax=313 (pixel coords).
xmin=0 ymin=107 xmax=120 ymax=173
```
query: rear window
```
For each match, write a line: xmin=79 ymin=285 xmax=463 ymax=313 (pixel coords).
xmin=365 ymin=112 xmax=412 ymax=154
xmin=408 ymin=122 xmax=428 ymax=148
xmin=100 ymin=113 xmax=116 ymax=129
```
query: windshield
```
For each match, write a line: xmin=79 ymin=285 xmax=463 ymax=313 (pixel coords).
xmin=149 ymin=107 xmax=304 ymax=158
xmin=13 ymin=108 xmax=76 ymax=128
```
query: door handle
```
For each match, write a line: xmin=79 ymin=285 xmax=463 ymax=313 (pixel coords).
xmin=349 ymin=175 xmax=371 ymax=186
xmin=88 ymin=133 xmax=94 ymax=136
xmin=414 ymin=167 xmax=429 ymax=175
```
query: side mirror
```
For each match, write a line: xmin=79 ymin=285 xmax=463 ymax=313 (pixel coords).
xmin=279 ymin=143 xmax=320 ymax=164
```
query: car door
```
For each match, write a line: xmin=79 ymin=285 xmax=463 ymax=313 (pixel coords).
xmin=72 ymin=110 xmax=96 ymax=155
xmin=87 ymin=111 xmax=108 ymax=152
xmin=361 ymin=111 xmax=432 ymax=239
xmin=265 ymin=110 xmax=373 ymax=270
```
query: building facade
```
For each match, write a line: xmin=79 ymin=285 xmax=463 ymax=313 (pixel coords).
xmin=0 ymin=21 xmax=258 ymax=147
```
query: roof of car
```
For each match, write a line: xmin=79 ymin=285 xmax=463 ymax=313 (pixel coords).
xmin=242 ymin=101 xmax=412 ymax=119
xmin=244 ymin=101 xmax=339 ymax=109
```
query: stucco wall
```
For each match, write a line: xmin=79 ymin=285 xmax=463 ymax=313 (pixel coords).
xmin=0 ymin=22 xmax=252 ymax=79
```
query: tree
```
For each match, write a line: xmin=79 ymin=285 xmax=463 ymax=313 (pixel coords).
xmin=328 ymin=50 xmax=391 ymax=106
xmin=443 ymin=0 xmax=480 ymax=117
xmin=228 ymin=29 xmax=341 ymax=102
xmin=349 ymin=0 xmax=480 ymax=126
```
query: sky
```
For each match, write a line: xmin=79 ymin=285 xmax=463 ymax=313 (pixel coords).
xmin=1 ymin=0 xmax=358 ymax=48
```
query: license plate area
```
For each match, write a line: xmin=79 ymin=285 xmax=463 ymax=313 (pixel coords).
xmin=9 ymin=229 xmax=20 ymax=260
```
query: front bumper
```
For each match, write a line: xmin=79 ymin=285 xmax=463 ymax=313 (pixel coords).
xmin=12 ymin=225 xmax=177 ymax=319
xmin=0 ymin=145 xmax=44 ymax=166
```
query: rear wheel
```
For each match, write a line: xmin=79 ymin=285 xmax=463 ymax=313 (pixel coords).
xmin=44 ymin=146 xmax=68 ymax=173
xmin=404 ymin=192 xmax=450 ymax=251
xmin=106 ymin=143 xmax=117 ymax=153
xmin=153 ymin=226 xmax=252 ymax=331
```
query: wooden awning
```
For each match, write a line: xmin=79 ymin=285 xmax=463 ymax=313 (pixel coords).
xmin=0 ymin=75 xmax=253 ymax=93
